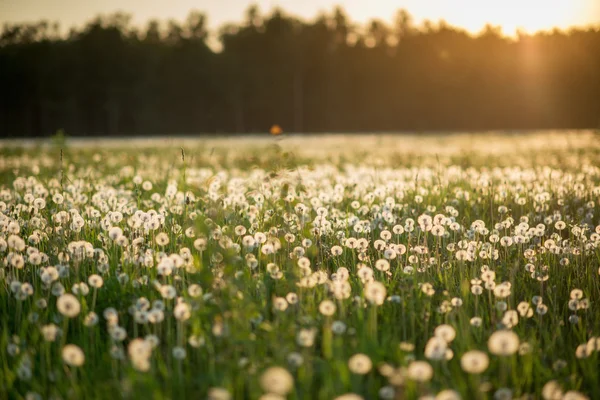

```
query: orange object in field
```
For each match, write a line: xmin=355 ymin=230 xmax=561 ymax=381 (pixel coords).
xmin=270 ymin=124 xmax=282 ymax=135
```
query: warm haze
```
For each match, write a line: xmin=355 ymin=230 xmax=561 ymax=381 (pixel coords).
xmin=1 ymin=0 xmax=599 ymax=35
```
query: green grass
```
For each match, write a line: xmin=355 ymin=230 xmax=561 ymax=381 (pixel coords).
xmin=0 ymin=133 xmax=599 ymax=400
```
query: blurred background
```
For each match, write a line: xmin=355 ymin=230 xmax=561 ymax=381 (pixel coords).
xmin=0 ymin=0 xmax=599 ymax=137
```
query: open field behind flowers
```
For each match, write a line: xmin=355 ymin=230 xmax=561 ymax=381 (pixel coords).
xmin=1 ymin=131 xmax=600 ymax=400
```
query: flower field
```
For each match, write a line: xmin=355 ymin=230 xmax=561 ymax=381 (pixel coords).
xmin=1 ymin=132 xmax=599 ymax=400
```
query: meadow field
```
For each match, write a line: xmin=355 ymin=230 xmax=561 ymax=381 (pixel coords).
xmin=0 ymin=132 xmax=599 ymax=400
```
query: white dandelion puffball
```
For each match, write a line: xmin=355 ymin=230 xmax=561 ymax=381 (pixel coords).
xmin=364 ymin=281 xmax=387 ymax=305
xmin=424 ymin=336 xmax=448 ymax=361
xmin=319 ymin=300 xmax=336 ymax=316
xmin=460 ymin=350 xmax=489 ymax=374
xmin=333 ymin=394 xmax=364 ymax=400
xmin=207 ymin=387 xmax=232 ymax=400
xmin=128 ymin=338 xmax=152 ymax=372
xmin=407 ymin=361 xmax=433 ymax=382
xmin=259 ymin=366 xmax=294 ymax=396
xmin=173 ymin=302 xmax=191 ymax=321
xmin=88 ymin=274 xmax=104 ymax=288
xmin=62 ymin=344 xmax=85 ymax=367
xmin=348 ymin=353 xmax=373 ymax=374
xmin=434 ymin=324 xmax=456 ymax=343
xmin=56 ymin=294 xmax=81 ymax=318
xmin=488 ymin=330 xmax=520 ymax=356
xmin=435 ymin=390 xmax=462 ymax=400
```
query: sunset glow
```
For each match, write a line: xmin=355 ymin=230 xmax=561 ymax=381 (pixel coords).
xmin=0 ymin=0 xmax=598 ymax=35
xmin=346 ymin=0 xmax=598 ymax=34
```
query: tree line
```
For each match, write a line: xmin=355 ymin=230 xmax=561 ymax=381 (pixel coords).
xmin=1 ymin=6 xmax=599 ymax=137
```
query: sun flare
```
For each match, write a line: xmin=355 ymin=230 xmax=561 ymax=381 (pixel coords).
xmin=350 ymin=0 xmax=596 ymax=35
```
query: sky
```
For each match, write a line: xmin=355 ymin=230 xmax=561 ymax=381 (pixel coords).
xmin=1 ymin=0 xmax=599 ymax=36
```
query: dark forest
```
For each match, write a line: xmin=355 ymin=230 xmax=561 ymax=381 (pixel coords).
xmin=1 ymin=6 xmax=599 ymax=137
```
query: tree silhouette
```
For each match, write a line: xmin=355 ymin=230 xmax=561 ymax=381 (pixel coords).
xmin=1 ymin=5 xmax=599 ymax=137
